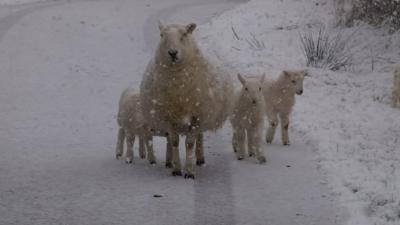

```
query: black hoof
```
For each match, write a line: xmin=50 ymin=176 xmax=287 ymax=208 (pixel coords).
xmin=266 ymin=140 xmax=272 ymax=144
xmin=165 ymin=162 xmax=173 ymax=168
xmin=249 ymin=153 xmax=254 ymax=157
xmin=149 ymin=160 xmax=156 ymax=165
xmin=237 ymin=156 xmax=244 ymax=160
xmin=258 ymin=156 xmax=267 ymax=164
xmin=196 ymin=159 xmax=205 ymax=166
xmin=184 ymin=173 xmax=195 ymax=179
xmin=125 ymin=159 xmax=133 ymax=164
xmin=172 ymin=170 xmax=182 ymax=176
xmin=140 ymin=154 xmax=146 ymax=159
xmin=283 ymin=142 xmax=291 ymax=146
xmin=116 ymin=154 xmax=122 ymax=159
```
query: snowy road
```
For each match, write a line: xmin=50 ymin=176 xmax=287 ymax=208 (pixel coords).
xmin=0 ymin=0 xmax=345 ymax=224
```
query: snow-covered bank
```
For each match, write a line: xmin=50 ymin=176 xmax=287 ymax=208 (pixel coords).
xmin=199 ymin=0 xmax=400 ymax=224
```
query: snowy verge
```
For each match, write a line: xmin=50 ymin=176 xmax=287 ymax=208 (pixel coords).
xmin=198 ymin=0 xmax=400 ymax=224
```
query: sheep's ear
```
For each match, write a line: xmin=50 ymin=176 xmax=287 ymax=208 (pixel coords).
xmin=260 ymin=73 xmax=266 ymax=83
xmin=158 ymin=20 xmax=164 ymax=31
xmin=237 ymin=73 xmax=246 ymax=86
xmin=283 ymin=70 xmax=290 ymax=77
xmin=186 ymin=23 xmax=197 ymax=34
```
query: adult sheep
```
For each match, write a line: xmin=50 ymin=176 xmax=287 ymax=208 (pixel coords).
xmin=140 ymin=22 xmax=234 ymax=179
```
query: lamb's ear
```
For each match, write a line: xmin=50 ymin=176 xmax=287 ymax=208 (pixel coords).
xmin=186 ymin=23 xmax=197 ymax=34
xmin=158 ymin=20 xmax=164 ymax=31
xmin=237 ymin=73 xmax=246 ymax=86
xmin=260 ymin=73 xmax=266 ymax=83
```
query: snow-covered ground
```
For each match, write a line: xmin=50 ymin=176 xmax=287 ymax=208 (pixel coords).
xmin=0 ymin=0 xmax=45 ymax=5
xmin=0 ymin=0 xmax=345 ymax=225
xmin=1 ymin=0 xmax=399 ymax=224
xmin=199 ymin=0 xmax=400 ymax=224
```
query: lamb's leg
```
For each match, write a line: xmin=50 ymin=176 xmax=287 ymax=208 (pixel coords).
xmin=235 ymin=130 xmax=246 ymax=160
xmin=184 ymin=133 xmax=196 ymax=179
xmin=168 ymin=132 xmax=182 ymax=176
xmin=145 ymin=134 xmax=156 ymax=164
xmin=248 ymin=128 xmax=266 ymax=163
xmin=116 ymin=127 xmax=125 ymax=159
xmin=125 ymin=135 xmax=135 ymax=164
xmin=266 ymin=111 xmax=278 ymax=144
xmin=280 ymin=113 xmax=290 ymax=146
xmin=165 ymin=139 xmax=173 ymax=168
xmin=393 ymin=91 xmax=400 ymax=107
xmin=195 ymin=133 xmax=205 ymax=166
xmin=139 ymin=136 xmax=146 ymax=159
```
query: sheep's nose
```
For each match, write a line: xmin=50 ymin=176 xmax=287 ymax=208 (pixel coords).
xmin=252 ymin=100 xmax=257 ymax=104
xmin=297 ymin=90 xmax=303 ymax=95
xmin=168 ymin=49 xmax=178 ymax=57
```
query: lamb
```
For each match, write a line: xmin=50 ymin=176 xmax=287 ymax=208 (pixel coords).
xmin=230 ymin=74 xmax=266 ymax=163
xmin=263 ymin=70 xmax=306 ymax=145
xmin=392 ymin=66 xmax=400 ymax=108
xmin=140 ymin=22 xmax=234 ymax=178
xmin=115 ymin=88 xmax=156 ymax=164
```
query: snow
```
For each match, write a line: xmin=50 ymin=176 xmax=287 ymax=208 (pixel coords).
xmin=198 ymin=0 xmax=400 ymax=224
xmin=1 ymin=0 xmax=399 ymax=224
xmin=0 ymin=0 xmax=46 ymax=5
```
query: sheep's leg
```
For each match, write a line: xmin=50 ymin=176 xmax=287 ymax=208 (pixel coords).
xmin=116 ymin=127 xmax=125 ymax=160
xmin=195 ymin=133 xmax=205 ymax=166
xmin=165 ymin=139 xmax=173 ymax=168
xmin=280 ymin=113 xmax=290 ymax=146
xmin=235 ymin=130 xmax=246 ymax=160
xmin=125 ymin=135 xmax=135 ymax=164
xmin=184 ymin=133 xmax=196 ymax=179
xmin=248 ymin=128 xmax=266 ymax=163
xmin=266 ymin=111 xmax=278 ymax=144
xmin=232 ymin=130 xmax=238 ymax=153
xmin=168 ymin=132 xmax=182 ymax=176
xmin=145 ymin=134 xmax=156 ymax=164
xmin=139 ymin=136 xmax=146 ymax=159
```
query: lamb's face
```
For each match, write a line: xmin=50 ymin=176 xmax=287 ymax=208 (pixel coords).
xmin=283 ymin=70 xmax=306 ymax=95
xmin=238 ymin=74 xmax=265 ymax=106
xmin=158 ymin=23 xmax=197 ymax=65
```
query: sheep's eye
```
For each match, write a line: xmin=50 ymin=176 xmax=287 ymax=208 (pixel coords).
xmin=259 ymin=87 xmax=262 ymax=91
xmin=181 ymin=33 xmax=187 ymax=41
xmin=160 ymin=33 xmax=164 ymax=38
xmin=245 ymin=87 xmax=248 ymax=91
xmin=291 ymin=80 xmax=296 ymax=84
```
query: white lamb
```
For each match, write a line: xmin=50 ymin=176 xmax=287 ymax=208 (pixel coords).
xmin=230 ymin=74 xmax=266 ymax=163
xmin=115 ymin=88 xmax=156 ymax=164
xmin=263 ymin=70 xmax=306 ymax=145
xmin=140 ymin=22 xmax=234 ymax=178
xmin=392 ymin=66 xmax=400 ymax=108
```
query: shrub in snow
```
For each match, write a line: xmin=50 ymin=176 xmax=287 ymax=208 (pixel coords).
xmin=335 ymin=0 xmax=400 ymax=31
xmin=230 ymin=74 xmax=266 ymax=163
xmin=116 ymin=88 xmax=156 ymax=164
xmin=140 ymin=22 xmax=234 ymax=178
xmin=393 ymin=66 xmax=400 ymax=107
xmin=300 ymin=28 xmax=353 ymax=71
xmin=263 ymin=70 xmax=306 ymax=146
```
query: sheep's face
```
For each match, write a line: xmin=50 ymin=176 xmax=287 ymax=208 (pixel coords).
xmin=157 ymin=22 xmax=197 ymax=65
xmin=283 ymin=70 xmax=306 ymax=95
xmin=238 ymin=73 xmax=265 ymax=106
